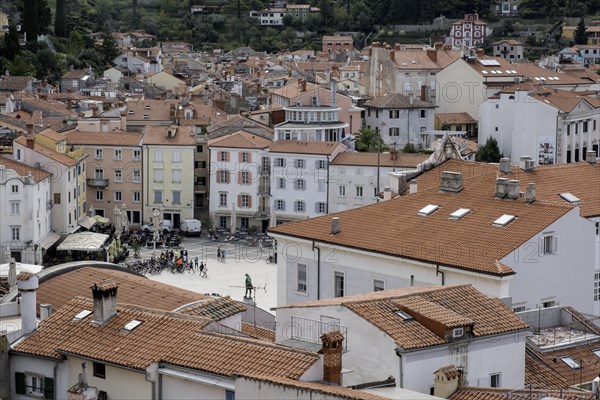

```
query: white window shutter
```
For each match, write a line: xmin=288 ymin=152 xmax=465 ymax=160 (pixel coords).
xmin=554 ymin=236 xmax=559 ymax=254
xmin=539 ymin=237 xmax=545 ymax=256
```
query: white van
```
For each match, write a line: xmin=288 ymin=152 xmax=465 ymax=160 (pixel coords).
xmin=180 ymin=219 xmax=202 ymax=236
xmin=142 ymin=219 xmax=173 ymax=233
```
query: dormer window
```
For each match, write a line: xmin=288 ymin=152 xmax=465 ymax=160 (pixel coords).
xmin=452 ymin=327 xmax=464 ymax=338
xmin=144 ymin=104 xmax=151 ymax=109
xmin=143 ymin=115 xmax=149 ymax=120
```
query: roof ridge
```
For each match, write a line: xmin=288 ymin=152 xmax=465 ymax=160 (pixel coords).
xmin=344 ymin=284 xmax=471 ymax=306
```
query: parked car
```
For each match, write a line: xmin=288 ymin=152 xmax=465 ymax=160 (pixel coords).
xmin=141 ymin=220 xmax=173 ymax=234
xmin=180 ymin=219 xmax=202 ymax=236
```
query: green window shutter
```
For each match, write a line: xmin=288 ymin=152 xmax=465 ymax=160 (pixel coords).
xmin=15 ymin=372 xmax=26 ymax=394
xmin=44 ymin=377 xmax=54 ymax=400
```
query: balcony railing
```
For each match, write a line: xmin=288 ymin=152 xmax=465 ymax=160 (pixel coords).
xmin=290 ymin=316 xmax=347 ymax=349
xmin=87 ymin=178 xmax=109 ymax=188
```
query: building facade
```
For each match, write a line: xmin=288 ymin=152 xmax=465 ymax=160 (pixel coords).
xmin=450 ymin=14 xmax=488 ymax=49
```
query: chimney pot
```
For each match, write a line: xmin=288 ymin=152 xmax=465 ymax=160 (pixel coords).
xmin=331 ymin=217 xmax=341 ymax=234
xmin=440 ymin=171 xmax=463 ymax=193
xmin=40 ymin=304 xmax=52 ymax=321
xmin=383 ymin=186 xmax=392 ymax=201
xmin=409 ymin=180 xmax=418 ymax=194
xmin=81 ymin=362 xmax=88 ymax=386
xmin=507 ymin=179 xmax=520 ymax=199
xmin=499 ymin=158 xmax=511 ymax=174
xmin=17 ymin=272 xmax=39 ymax=335
xmin=426 ymin=48 xmax=438 ymax=62
xmin=319 ymin=330 xmax=344 ymax=385
xmin=495 ymin=178 xmax=509 ymax=198
xmin=523 ymin=160 xmax=535 ymax=172
xmin=525 ymin=183 xmax=536 ymax=203
xmin=586 ymin=151 xmax=597 ymax=164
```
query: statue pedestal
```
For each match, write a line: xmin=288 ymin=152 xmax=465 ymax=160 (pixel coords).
xmin=243 ymin=297 xmax=255 ymax=306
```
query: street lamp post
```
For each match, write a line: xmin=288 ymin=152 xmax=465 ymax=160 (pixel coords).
xmin=152 ymin=209 xmax=160 ymax=259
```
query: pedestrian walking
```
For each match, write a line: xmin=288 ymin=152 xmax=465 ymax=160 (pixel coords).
xmin=183 ymin=249 xmax=187 ymax=263
xmin=217 ymin=247 xmax=221 ymax=261
xmin=202 ymin=262 xmax=208 ymax=278
xmin=194 ymin=256 xmax=199 ymax=272
xmin=221 ymin=249 xmax=226 ymax=262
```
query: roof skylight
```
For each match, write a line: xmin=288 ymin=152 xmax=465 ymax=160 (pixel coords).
xmin=450 ymin=208 xmax=471 ymax=220
xmin=123 ymin=320 xmax=143 ymax=331
xmin=73 ymin=310 xmax=92 ymax=321
xmin=559 ymin=193 xmax=580 ymax=204
xmin=560 ymin=356 xmax=581 ymax=369
xmin=593 ymin=349 xmax=600 ymax=358
xmin=492 ymin=214 xmax=515 ymax=227
xmin=395 ymin=311 xmax=413 ymax=320
xmin=417 ymin=204 xmax=440 ymax=216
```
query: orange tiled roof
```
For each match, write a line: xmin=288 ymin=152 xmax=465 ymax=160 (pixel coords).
xmin=142 ymin=125 xmax=195 ymax=146
xmin=126 ymin=99 xmax=178 ymax=122
xmin=269 ymin=141 xmax=346 ymax=155
xmin=450 ymin=386 xmax=595 ymax=400
xmin=415 ymin=159 xmax=600 ymax=218
xmin=331 ymin=151 xmax=428 ymax=168
xmin=391 ymin=48 xmax=462 ymax=70
xmin=270 ymin=172 xmax=573 ymax=276
xmin=66 ymin=131 xmax=143 ymax=146
xmin=13 ymin=136 xmax=77 ymax=167
xmin=38 ymin=128 xmax=66 ymax=142
xmin=0 ymin=155 xmax=52 ymax=183
xmin=241 ymin=322 xmax=276 ymax=342
xmin=435 ymin=112 xmax=477 ymax=125
xmin=13 ymin=297 xmax=319 ymax=378
xmin=176 ymin=296 xmax=246 ymax=321
xmin=208 ymin=130 xmax=272 ymax=149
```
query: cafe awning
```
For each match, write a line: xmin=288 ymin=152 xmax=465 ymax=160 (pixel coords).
xmin=38 ymin=232 xmax=61 ymax=250
xmin=78 ymin=216 xmax=97 ymax=230
xmin=56 ymin=232 xmax=109 ymax=252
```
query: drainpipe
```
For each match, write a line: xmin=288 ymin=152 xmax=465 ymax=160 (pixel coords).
xmin=394 ymin=348 xmax=404 ymax=388
xmin=53 ymin=362 xmax=58 ymax=400
xmin=436 ymin=264 xmax=445 ymax=285
xmin=312 ymin=240 xmax=321 ymax=300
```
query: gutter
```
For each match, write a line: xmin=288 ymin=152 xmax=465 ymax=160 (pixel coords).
xmin=436 ymin=264 xmax=445 ymax=285
xmin=394 ymin=348 xmax=404 ymax=388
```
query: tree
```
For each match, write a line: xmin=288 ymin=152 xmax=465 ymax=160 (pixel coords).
xmin=476 ymin=137 xmax=503 ymax=162
xmin=3 ymin=21 xmax=22 ymax=60
xmin=355 ymin=128 xmax=389 ymax=152
xmin=402 ymin=143 xmax=417 ymax=153
xmin=55 ymin=0 xmax=68 ymax=37
xmin=574 ymin=18 xmax=589 ymax=45
xmin=6 ymin=55 xmax=37 ymax=76
xmin=20 ymin=0 xmax=52 ymax=42
xmin=100 ymin=34 xmax=120 ymax=66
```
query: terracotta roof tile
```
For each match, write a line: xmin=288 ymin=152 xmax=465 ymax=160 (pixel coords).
xmin=208 ymin=130 xmax=272 ymax=149
xmin=331 ymin=151 xmax=428 ymax=168
xmin=66 ymin=131 xmax=143 ymax=146
xmin=38 ymin=128 xmax=66 ymax=142
xmin=142 ymin=125 xmax=195 ymax=146
xmin=270 ymin=172 xmax=573 ymax=276
xmin=364 ymin=93 xmax=434 ymax=109
xmin=0 ymin=155 xmax=52 ymax=183
xmin=13 ymin=136 xmax=78 ymax=167
xmin=0 ymin=76 xmax=34 ymax=91
xmin=241 ymin=322 xmax=276 ymax=342
xmin=435 ymin=112 xmax=478 ymax=125
xmin=391 ymin=49 xmax=462 ymax=70
xmin=126 ymin=99 xmax=178 ymax=122
xmin=176 ymin=296 xmax=246 ymax=321
xmin=269 ymin=140 xmax=346 ymax=155
xmin=450 ymin=387 xmax=595 ymax=400
xmin=13 ymin=297 xmax=318 ymax=378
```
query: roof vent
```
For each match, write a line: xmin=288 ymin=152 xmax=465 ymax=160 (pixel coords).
xmin=507 ymin=180 xmax=520 ymax=200
xmin=523 ymin=160 xmax=534 ymax=172
xmin=440 ymin=171 xmax=463 ymax=193
xmin=499 ymin=158 xmax=511 ymax=174
xmin=586 ymin=151 xmax=597 ymax=164
xmin=449 ymin=208 xmax=471 ymax=220
xmin=73 ymin=310 xmax=92 ymax=321
xmin=331 ymin=217 xmax=341 ymax=234
xmin=123 ymin=319 xmax=143 ymax=331
xmin=492 ymin=214 xmax=515 ymax=227
xmin=418 ymin=204 xmax=440 ymax=216
xmin=559 ymin=192 xmax=580 ymax=205
xmin=495 ymin=178 xmax=509 ymax=198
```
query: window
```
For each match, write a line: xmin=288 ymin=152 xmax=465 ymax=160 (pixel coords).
xmin=583 ymin=121 xmax=589 ymax=133
xmin=219 ymin=216 xmax=227 ymax=229
xmin=114 ymin=149 xmax=122 ymax=160
xmin=316 ymin=160 xmax=327 ymax=169
xmin=220 ymin=151 xmax=228 ymax=162
xmin=513 ymin=306 xmax=526 ymax=313
xmin=389 ymin=127 xmax=400 ymax=136
xmin=490 ymin=373 xmax=501 ymax=388
xmin=240 ymin=194 xmax=250 ymax=207
xmin=295 ymin=179 xmax=305 ymax=190
xmin=297 ymin=264 xmax=307 ymax=292
xmin=219 ymin=193 xmax=227 ymax=207
xmin=115 ymin=191 xmax=122 ymax=202
xmin=225 ymin=390 xmax=235 ymax=400
xmin=54 ymin=193 xmax=61 ymax=204
xmin=452 ymin=327 xmax=464 ymax=338
xmin=133 ymin=169 xmax=141 ymax=182
xmin=294 ymin=200 xmax=305 ymax=212
xmin=133 ymin=149 xmax=141 ymax=160
xmin=172 ymin=150 xmax=181 ymax=162
xmin=172 ymin=169 xmax=181 ymax=183
xmin=339 ymin=186 xmax=346 ymax=196
xmin=219 ymin=170 xmax=229 ymax=184
xmin=197 ymin=145 xmax=204 ymax=153
xmin=96 ymin=191 xmax=103 ymax=201
xmin=154 ymin=168 xmax=163 ymax=182
xmin=11 ymin=227 xmax=20 ymax=241
xmin=316 ymin=202 xmax=326 ymax=214
xmin=154 ymin=190 xmax=162 ymax=203
xmin=115 ymin=169 xmax=122 ymax=182
xmin=294 ymin=159 xmax=305 ymax=168
xmin=95 ymin=148 xmax=103 ymax=159
xmin=374 ymin=279 xmax=385 ymax=292
xmin=133 ymin=191 xmax=141 ymax=203
xmin=275 ymin=199 xmax=285 ymax=211
xmin=560 ymin=356 xmax=580 ymax=369
xmin=241 ymin=152 xmax=249 ymax=162
xmin=241 ymin=171 xmax=250 ymax=184
xmin=277 ymin=177 xmax=286 ymax=189
xmin=541 ymin=235 xmax=559 ymax=255
xmin=543 ymin=300 xmax=556 ymax=308
xmin=334 ymin=272 xmax=344 ymax=297
xmin=93 ymin=362 xmax=106 ymax=379
xmin=274 ymin=157 xmax=285 ymax=167
xmin=11 ymin=184 xmax=19 ymax=193
xmin=172 ymin=190 xmax=181 ymax=205
xmin=389 ymin=109 xmax=400 ymax=119
xmin=355 ymin=186 xmax=364 ymax=197
xmin=420 ymin=110 xmax=426 ymax=118
xmin=10 ymin=202 xmax=20 ymax=215
xmin=154 ymin=149 xmax=163 ymax=162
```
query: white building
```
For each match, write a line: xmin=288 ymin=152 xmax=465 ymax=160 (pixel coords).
xmin=270 ymin=160 xmax=597 ymax=315
xmin=0 ymin=157 xmax=54 ymax=264
xmin=363 ymin=93 xmax=436 ymax=148
xmin=479 ymin=84 xmax=600 ymax=164
xmin=328 ymin=151 xmax=427 ymax=213
xmin=275 ymin=285 xmax=528 ymax=392
xmin=269 ymin=141 xmax=346 ymax=223
xmin=250 ymin=8 xmax=286 ymax=25
xmin=208 ymin=130 xmax=272 ymax=231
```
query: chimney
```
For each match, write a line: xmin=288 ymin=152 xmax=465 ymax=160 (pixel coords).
xmin=331 ymin=217 xmax=341 ymax=234
xmin=17 ymin=272 xmax=39 ymax=335
xmin=519 ymin=156 xmax=532 ymax=170
xmin=426 ymin=48 xmax=437 ymax=62
xmin=40 ymin=304 xmax=52 ymax=321
xmin=586 ymin=151 xmax=597 ymax=164
xmin=524 ymin=183 xmax=536 ymax=204
xmin=420 ymin=84 xmax=427 ymax=102
xmin=433 ymin=365 xmax=461 ymax=398
xmin=495 ymin=178 xmax=509 ymax=198
xmin=523 ymin=159 xmax=535 ymax=172
xmin=383 ymin=186 xmax=392 ymax=201
xmin=409 ymin=180 xmax=418 ymax=194
xmin=435 ymin=42 xmax=443 ymax=50
xmin=26 ymin=124 xmax=35 ymax=149
xmin=319 ymin=330 xmax=344 ymax=385
xmin=440 ymin=171 xmax=463 ymax=193
xmin=300 ymin=79 xmax=306 ymax=92
xmin=81 ymin=362 xmax=88 ymax=386
xmin=476 ymin=48 xmax=485 ymax=57
xmin=507 ymin=179 xmax=520 ymax=199
xmin=91 ymin=279 xmax=118 ymax=325
xmin=499 ymin=158 xmax=511 ymax=174
xmin=408 ymin=92 xmax=414 ymax=107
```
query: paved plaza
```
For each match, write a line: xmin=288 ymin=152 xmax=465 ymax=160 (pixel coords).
xmin=122 ymin=235 xmax=279 ymax=312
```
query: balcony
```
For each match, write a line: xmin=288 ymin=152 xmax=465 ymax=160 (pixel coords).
xmin=66 ymin=147 xmax=86 ymax=161
xmin=87 ymin=178 xmax=109 ymax=188
xmin=290 ymin=316 xmax=347 ymax=350
xmin=194 ymin=184 xmax=207 ymax=193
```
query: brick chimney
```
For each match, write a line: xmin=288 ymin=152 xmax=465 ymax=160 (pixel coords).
xmin=427 ymin=48 xmax=437 ymax=62
xmin=476 ymin=48 xmax=485 ymax=57
xmin=17 ymin=272 xmax=39 ymax=335
xmin=319 ymin=330 xmax=344 ymax=385
xmin=26 ymin=124 xmax=35 ymax=149
xmin=434 ymin=42 xmax=443 ymax=50
xmin=440 ymin=171 xmax=463 ymax=192
xmin=91 ymin=279 xmax=118 ymax=325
